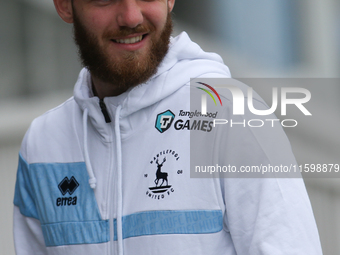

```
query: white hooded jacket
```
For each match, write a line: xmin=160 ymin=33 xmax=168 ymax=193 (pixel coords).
xmin=13 ymin=32 xmax=322 ymax=255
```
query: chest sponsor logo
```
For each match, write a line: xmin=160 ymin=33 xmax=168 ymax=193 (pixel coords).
xmin=174 ymin=110 xmax=218 ymax=132
xmin=56 ymin=176 xmax=79 ymax=206
xmin=155 ymin=110 xmax=175 ymax=133
xmin=145 ymin=150 xmax=183 ymax=200
xmin=155 ymin=109 xmax=218 ymax=133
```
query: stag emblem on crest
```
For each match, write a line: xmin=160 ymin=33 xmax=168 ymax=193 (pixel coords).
xmin=148 ymin=157 xmax=172 ymax=195
xmin=154 ymin=157 xmax=168 ymax=187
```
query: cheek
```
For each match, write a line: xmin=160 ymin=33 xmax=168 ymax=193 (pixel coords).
xmin=142 ymin=3 xmax=169 ymax=30
xmin=82 ymin=10 xmax=117 ymax=34
xmin=146 ymin=13 xmax=168 ymax=32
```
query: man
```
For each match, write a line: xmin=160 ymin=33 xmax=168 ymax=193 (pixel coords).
xmin=13 ymin=0 xmax=322 ymax=254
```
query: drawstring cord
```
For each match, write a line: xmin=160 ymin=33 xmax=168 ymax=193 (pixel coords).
xmin=83 ymin=108 xmax=97 ymax=189
xmin=115 ymin=105 xmax=124 ymax=255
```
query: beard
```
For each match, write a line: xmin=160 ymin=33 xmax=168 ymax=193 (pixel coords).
xmin=72 ymin=7 xmax=173 ymax=91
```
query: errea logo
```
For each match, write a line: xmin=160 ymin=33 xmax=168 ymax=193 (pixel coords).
xmin=56 ymin=176 xmax=79 ymax=207
xmin=58 ymin=176 xmax=79 ymax=195
xmin=155 ymin=110 xmax=175 ymax=133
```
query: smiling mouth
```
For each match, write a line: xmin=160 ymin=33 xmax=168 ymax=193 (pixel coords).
xmin=112 ymin=34 xmax=146 ymax=44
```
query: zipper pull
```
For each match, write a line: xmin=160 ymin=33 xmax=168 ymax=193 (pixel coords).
xmin=99 ymin=99 xmax=112 ymax=123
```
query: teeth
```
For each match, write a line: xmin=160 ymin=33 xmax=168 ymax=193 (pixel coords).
xmin=114 ymin=35 xmax=143 ymax=44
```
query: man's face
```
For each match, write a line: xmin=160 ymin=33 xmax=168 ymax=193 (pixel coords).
xmin=71 ymin=0 xmax=174 ymax=90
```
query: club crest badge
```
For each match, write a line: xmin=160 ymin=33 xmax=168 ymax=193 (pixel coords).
xmin=144 ymin=149 xmax=183 ymax=200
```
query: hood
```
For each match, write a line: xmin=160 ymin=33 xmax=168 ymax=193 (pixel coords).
xmin=74 ymin=32 xmax=231 ymax=120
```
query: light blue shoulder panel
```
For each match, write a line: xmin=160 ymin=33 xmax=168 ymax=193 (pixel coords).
xmin=14 ymin=154 xmax=109 ymax=247
xmin=14 ymin=154 xmax=39 ymax=219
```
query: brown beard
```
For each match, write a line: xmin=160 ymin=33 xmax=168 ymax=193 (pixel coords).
xmin=72 ymin=6 xmax=173 ymax=90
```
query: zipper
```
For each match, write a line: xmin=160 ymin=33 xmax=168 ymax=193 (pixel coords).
xmin=108 ymin=133 xmax=116 ymax=255
xmin=103 ymin=108 xmax=115 ymax=255
xmin=98 ymin=98 xmax=118 ymax=254
xmin=97 ymin=98 xmax=115 ymax=254
xmin=99 ymin=99 xmax=112 ymax=123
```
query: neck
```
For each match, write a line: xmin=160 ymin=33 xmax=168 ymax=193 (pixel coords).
xmin=91 ymin=75 xmax=129 ymax=99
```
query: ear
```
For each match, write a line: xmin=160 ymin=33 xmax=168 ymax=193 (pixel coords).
xmin=53 ymin=0 xmax=74 ymax=23
xmin=168 ymin=0 xmax=175 ymax=12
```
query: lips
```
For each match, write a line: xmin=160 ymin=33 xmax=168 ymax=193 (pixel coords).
xmin=112 ymin=35 xmax=143 ymax=44
xmin=111 ymin=32 xmax=151 ymax=45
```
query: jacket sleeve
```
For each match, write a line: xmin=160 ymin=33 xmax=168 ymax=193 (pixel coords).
xmin=221 ymin=177 xmax=323 ymax=254
xmin=13 ymin=135 xmax=48 ymax=254
xmin=13 ymin=206 xmax=47 ymax=255
xmin=215 ymin=100 xmax=323 ymax=254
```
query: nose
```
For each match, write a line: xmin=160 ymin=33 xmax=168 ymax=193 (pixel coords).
xmin=116 ymin=0 xmax=143 ymax=28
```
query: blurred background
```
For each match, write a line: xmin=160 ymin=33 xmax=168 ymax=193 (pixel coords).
xmin=1 ymin=0 xmax=339 ymax=254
